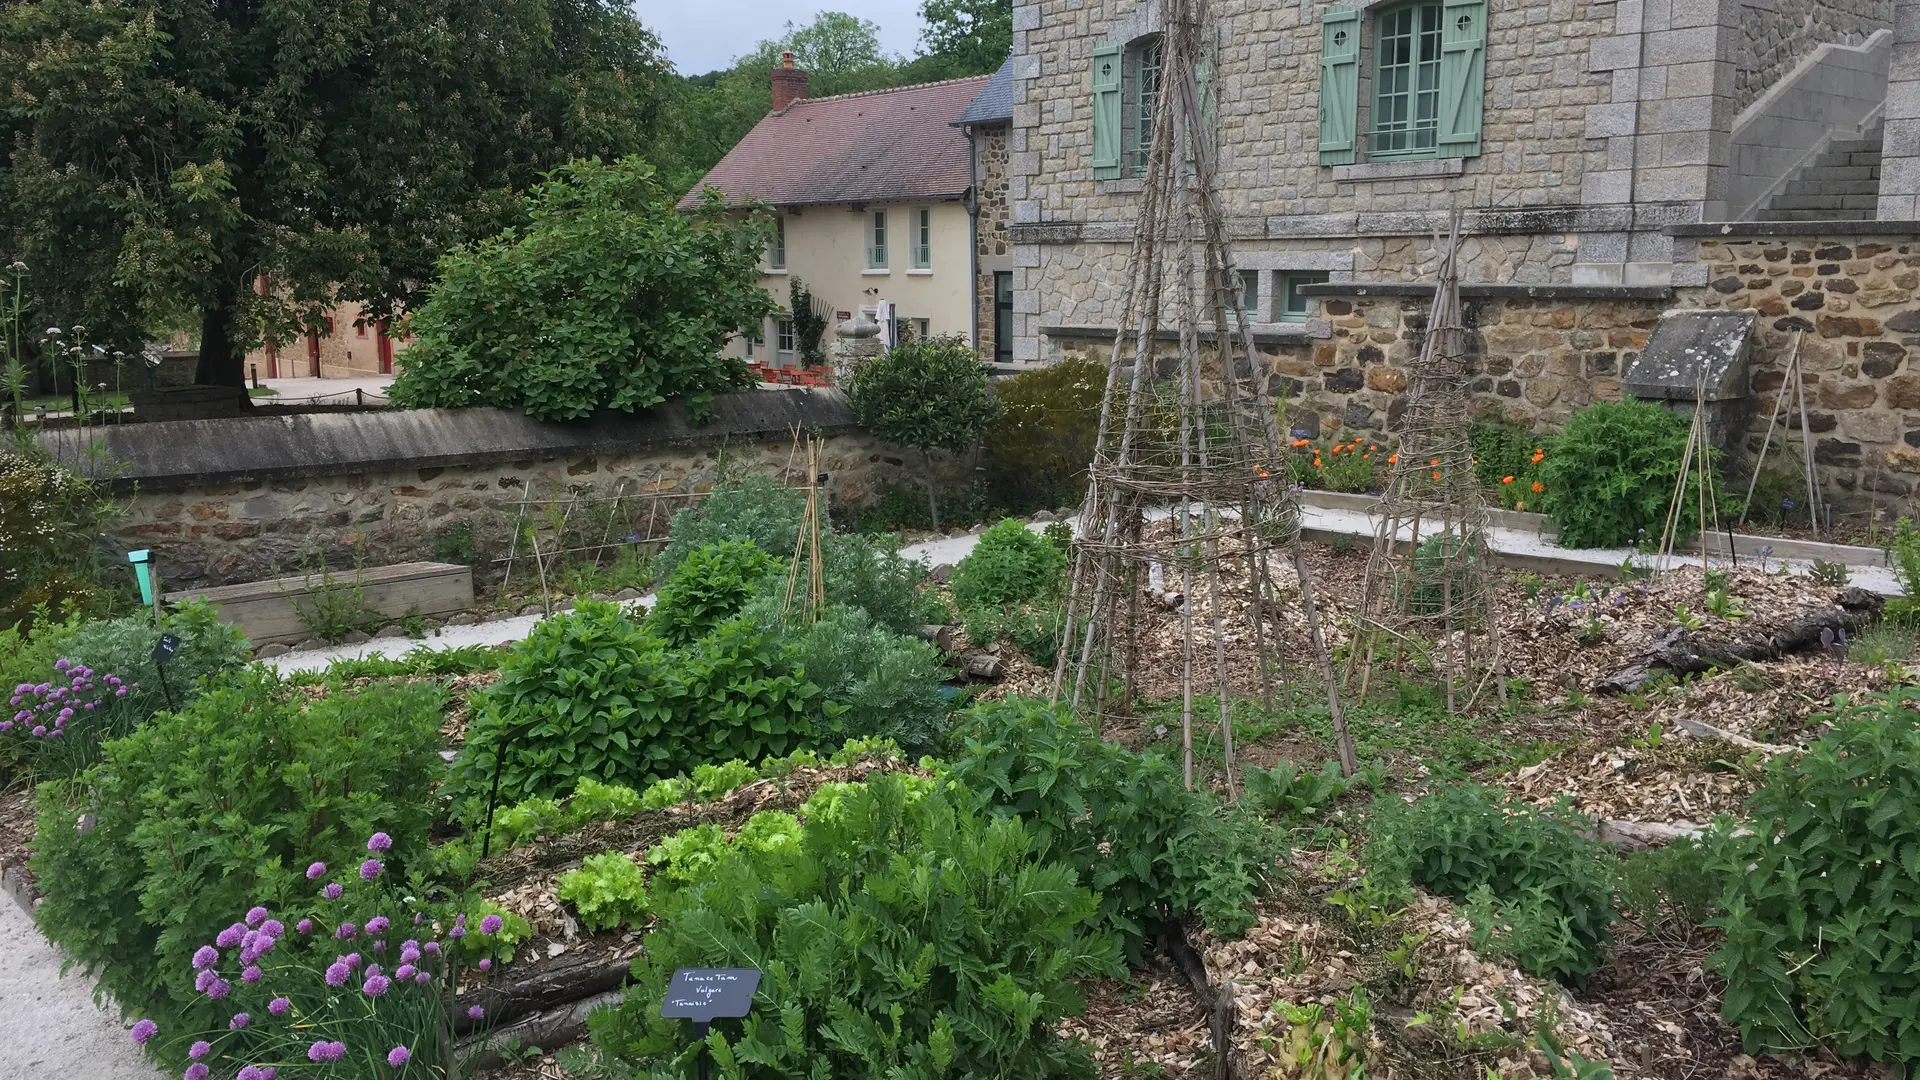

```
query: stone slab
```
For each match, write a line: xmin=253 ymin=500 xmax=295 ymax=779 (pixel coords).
xmin=1623 ymin=310 xmax=1756 ymax=402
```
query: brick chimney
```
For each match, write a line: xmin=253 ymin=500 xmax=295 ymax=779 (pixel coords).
xmin=770 ymin=51 xmax=808 ymax=112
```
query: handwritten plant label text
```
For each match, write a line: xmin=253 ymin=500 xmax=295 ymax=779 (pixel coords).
xmin=661 ymin=967 xmax=761 ymax=1023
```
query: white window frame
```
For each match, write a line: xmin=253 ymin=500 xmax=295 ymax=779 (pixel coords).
xmin=767 ymin=218 xmax=786 ymax=271
xmin=867 ymin=210 xmax=888 ymax=270
xmin=911 ymin=208 xmax=932 ymax=269
xmin=776 ymin=318 xmax=795 ymax=362
xmin=1279 ymin=271 xmax=1331 ymax=322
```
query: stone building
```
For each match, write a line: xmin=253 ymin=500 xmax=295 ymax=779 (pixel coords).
xmin=245 ymin=299 xmax=409 ymax=381
xmin=956 ymin=59 xmax=1017 ymax=362
xmin=1005 ymin=0 xmax=1920 ymax=515
xmin=683 ymin=58 xmax=997 ymax=363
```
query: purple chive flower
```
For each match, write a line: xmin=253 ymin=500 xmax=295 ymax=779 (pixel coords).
xmin=245 ymin=906 xmax=269 ymax=927
xmin=479 ymin=914 xmax=503 ymax=935
xmin=448 ymin=925 xmax=465 ymax=940
xmin=468 ymin=1005 xmax=485 ymax=1020
xmin=296 ymin=918 xmax=314 ymax=935
xmin=195 ymin=969 xmax=217 ymax=993
xmin=306 ymin=862 xmax=326 ymax=880
xmin=130 ymin=1019 xmax=158 ymax=1045
xmin=30 ymin=726 xmax=45 ymax=737
xmin=242 ymin=965 xmax=263 ymax=984
xmin=115 ymin=687 xmax=128 ymax=697
xmin=414 ymin=971 xmax=432 ymax=985
xmin=238 ymin=1069 xmax=266 ymax=1080
xmin=185 ymin=1065 xmax=210 ymax=1080
xmin=336 ymin=922 xmax=356 ymax=940
xmin=260 ymin=919 xmax=284 ymax=938
xmin=55 ymin=659 xmax=68 ymax=672
xmin=268 ymin=997 xmax=291 ymax=1017
xmin=206 ymin=978 xmax=231 ymax=1000
xmin=399 ymin=941 xmax=421 ymax=962
xmin=478 ymin=958 xmax=492 ymax=972
xmin=367 ymin=832 xmax=393 ymax=852
xmin=322 ymin=883 xmax=343 ymax=900
xmin=189 ymin=1041 xmax=210 ymax=1061
xmin=345 ymin=952 xmax=363 ymax=969
xmin=365 ymin=916 xmax=390 ymax=935
xmin=193 ymin=945 xmax=218 ymax=969
xmin=414 ymin=913 xmax=425 ymax=925
xmin=325 ymin=962 xmax=351 ymax=986
xmin=362 ymin=974 xmax=391 ymax=997
xmin=240 ymin=930 xmax=261 ymax=952
xmin=423 ymin=941 xmax=440 ymax=954
xmin=229 ymin=1012 xmax=250 ymax=1030
xmin=387 ymin=1045 xmax=412 ymax=1067
xmin=359 ymin=859 xmax=383 ymax=881
xmin=395 ymin=963 xmax=417 ymax=981
xmin=216 ymin=923 xmax=246 ymax=948
xmin=371 ymin=940 xmax=385 ymax=952
xmin=307 ymin=1040 xmax=347 ymax=1063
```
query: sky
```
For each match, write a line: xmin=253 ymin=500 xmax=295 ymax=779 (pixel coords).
xmin=643 ymin=1 xmax=929 ymax=76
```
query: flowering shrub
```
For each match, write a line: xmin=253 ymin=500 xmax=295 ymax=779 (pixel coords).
xmin=32 ymin=671 xmax=447 ymax=1035
xmin=127 ymin=831 xmax=506 ymax=1078
xmin=1469 ymin=420 xmax=1550 ymax=512
xmin=59 ymin=600 xmax=252 ymax=725
xmin=0 ymin=445 xmax=124 ymax=629
xmin=4 ymin=659 xmax=139 ymax=777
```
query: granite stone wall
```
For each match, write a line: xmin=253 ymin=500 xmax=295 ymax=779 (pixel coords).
xmin=1737 ymin=0 xmax=1893 ymax=116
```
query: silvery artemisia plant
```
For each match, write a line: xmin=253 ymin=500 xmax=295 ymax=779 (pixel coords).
xmin=127 ymin=832 xmax=506 ymax=1080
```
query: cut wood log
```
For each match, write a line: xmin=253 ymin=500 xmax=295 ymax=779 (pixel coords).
xmin=454 ymin=953 xmax=632 ymax=1034
xmin=1671 ymin=717 xmax=1792 ymax=754
xmin=1160 ymin=923 xmax=1235 ymax=1080
xmin=459 ymin=990 xmax=623 ymax=1073
xmin=1593 ymin=818 xmax=1754 ymax=850
xmin=960 ymin=653 xmax=1003 ymax=679
xmin=910 ymin=624 xmax=962 ymax=654
xmin=1592 ymin=587 xmax=1882 ymax=694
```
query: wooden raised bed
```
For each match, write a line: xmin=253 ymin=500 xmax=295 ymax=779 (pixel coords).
xmin=166 ymin=561 xmax=473 ymax=645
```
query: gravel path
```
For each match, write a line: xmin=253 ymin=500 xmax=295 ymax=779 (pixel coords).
xmin=0 ymin=898 xmax=164 ymax=1079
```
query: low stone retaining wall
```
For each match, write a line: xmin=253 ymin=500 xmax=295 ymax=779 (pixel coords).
xmin=1043 ymin=225 xmax=1920 ymax=520
xmin=37 ymin=390 xmax=960 ymax=587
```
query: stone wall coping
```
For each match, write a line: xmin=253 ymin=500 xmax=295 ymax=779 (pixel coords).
xmin=1668 ymin=221 xmax=1920 ymax=238
xmin=1037 ymin=323 xmax=1316 ymax=345
xmin=35 ymin=389 xmax=859 ymax=494
xmin=1293 ymin=282 xmax=1675 ymax=300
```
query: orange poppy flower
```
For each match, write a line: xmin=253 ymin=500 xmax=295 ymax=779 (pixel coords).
xmin=1430 ymin=459 xmax=1441 ymax=467
xmin=1293 ymin=438 xmax=1310 ymax=447
xmin=1388 ymin=453 xmax=1400 ymax=464
xmin=1332 ymin=445 xmax=1345 ymax=454
xmin=1502 ymin=475 xmax=1515 ymax=484
xmin=1368 ymin=444 xmax=1377 ymax=452
xmin=1363 ymin=454 xmax=1371 ymax=460
xmin=1431 ymin=470 xmax=1442 ymax=480
xmin=1531 ymin=480 xmax=1544 ymax=493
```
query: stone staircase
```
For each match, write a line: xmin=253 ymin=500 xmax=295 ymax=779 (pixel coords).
xmin=1753 ymin=123 xmax=1883 ymax=221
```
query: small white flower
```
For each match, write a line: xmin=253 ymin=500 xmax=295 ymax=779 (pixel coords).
xmin=44 ymin=327 xmax=60 ymax=336
xmin=7 ymin=261 xmax=24 ymax=271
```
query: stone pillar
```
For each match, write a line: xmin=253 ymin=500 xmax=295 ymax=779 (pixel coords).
xmin=1881 ymin=0 xmax=1920 ymax=219
xmin=830 ymin=310 xmax=883 ymax=388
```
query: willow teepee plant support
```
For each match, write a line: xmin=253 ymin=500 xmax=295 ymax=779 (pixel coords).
xmin=1053 ymin=0 xmax=1356 ymax=787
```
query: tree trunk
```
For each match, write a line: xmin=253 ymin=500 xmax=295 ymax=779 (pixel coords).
xmin=195 ymin=274 xmax=247 ymax=389
xmin=922 ymin=448 xmax=941 ymax=532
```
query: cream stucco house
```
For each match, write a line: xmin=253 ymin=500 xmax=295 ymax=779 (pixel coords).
xmin=681 ymin=58 xmax=997 ymax=367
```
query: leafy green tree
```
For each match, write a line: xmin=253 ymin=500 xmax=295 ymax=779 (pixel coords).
xmin=0 ymin=0 xmax=669 ymax=387
xmin=916 ymin=0 xmax=1012 ymax=77
xmin=386 ymin=158 xmax=776 ymax=421
xmin=847 ymin=336 xmax=1002 ymax=530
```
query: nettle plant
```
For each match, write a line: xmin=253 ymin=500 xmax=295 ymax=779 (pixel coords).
xmin=130 ymin=832 xmax=507 ymax=1080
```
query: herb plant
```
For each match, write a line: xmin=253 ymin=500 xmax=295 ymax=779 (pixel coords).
xmin=1365 ymin=782 xmax=1616 ymax=983
xmin=646 ymin=540 xmax=776 ymax=647
xmin=557 ymin=853 xmax=650 ymax=931
xmin=589 ymin=774 xmax=1119 ymax=1077
xmin=32 ymin=672 xmax=447 ymax=1034
xmin=1712 ymin=689 xmax=1920 ymax=1069
xmin=950 ymin=518 xmax=1066 ymax=610
xmin=1537 ymin=399 xmax=1705 ymax=549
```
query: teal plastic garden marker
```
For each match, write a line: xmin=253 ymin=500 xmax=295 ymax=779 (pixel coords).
xmin=127 ymin=549 xmax=153 ymax=606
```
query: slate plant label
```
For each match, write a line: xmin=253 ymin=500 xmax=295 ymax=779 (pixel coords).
xmin=661 ymin=967 xmax=761 ymax=1022
xmin=152 ymin=633 xmax=181 ymax=665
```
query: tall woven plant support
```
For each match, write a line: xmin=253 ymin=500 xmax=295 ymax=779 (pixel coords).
xmin=1349 ymin=214 xmax=1503 ymax=715
xmin=1052 ymin=0 xmax=1355 ymax=788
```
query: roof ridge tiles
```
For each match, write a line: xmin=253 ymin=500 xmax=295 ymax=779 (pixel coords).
xmin=782 ymin=73 xmax=992 ymax=108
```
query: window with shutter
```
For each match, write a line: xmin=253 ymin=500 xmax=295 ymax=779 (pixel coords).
xmin=1436 ymin=0 xmax=1487 ymax=158
xmin=1318 ymin=8 xmax=1360 ymax=165
xmin=1126 ymin=36 xmax=1164 ymax=177
xmin=1371 ymin=1 xmax=1443 ymax=157
xmin=1092 ymin=43 xmax=1122 ymax=180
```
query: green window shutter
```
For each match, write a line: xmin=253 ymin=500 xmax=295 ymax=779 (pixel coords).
xmin=1318 ymin=7 xmax=1360 ymax=166
xmin=1437 ymin=0 xmax=1487 ymax=158
xmin=1092 ymin=43 xmax=1122 ymax=180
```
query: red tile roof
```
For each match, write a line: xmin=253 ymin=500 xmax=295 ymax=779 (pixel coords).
xmin=679 ymin=75 xmax=992 ymax=210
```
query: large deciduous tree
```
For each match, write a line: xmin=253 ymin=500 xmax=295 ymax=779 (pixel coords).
xmin=0 ymin=0 xmax=669 ymax=387
xmin=386 ymin=157 xmax=776 ymax=422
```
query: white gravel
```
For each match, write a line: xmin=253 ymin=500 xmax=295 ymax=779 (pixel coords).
xmin=0 ymin=898 xmax=165 ymax=1079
